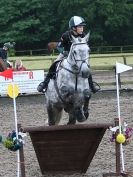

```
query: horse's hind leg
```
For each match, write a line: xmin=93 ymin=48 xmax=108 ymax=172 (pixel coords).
xmin=54 ymin=108 xmax=63 ymax=125
xmin=83 ymin=89 xmax=91 ymax=119
xmin=47 ymin=104 xmax=63 ymax=126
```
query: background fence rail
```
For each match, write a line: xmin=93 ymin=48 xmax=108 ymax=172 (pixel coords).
xmin=9 ymin=53 xmax=133 ymax=90
xmin=14 ymin=45 xmax=133 ymax=56
xmin=10 ymin=53 xmax=133 ymax=71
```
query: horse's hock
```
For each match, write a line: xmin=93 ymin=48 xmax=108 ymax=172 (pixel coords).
xmin=23 ymin=123 xmax=112 ymax=174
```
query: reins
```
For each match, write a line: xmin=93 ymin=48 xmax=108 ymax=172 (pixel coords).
xmin=54 ymin=41 xmax=89 ymax=102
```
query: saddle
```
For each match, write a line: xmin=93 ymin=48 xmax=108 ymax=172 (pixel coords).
xmin=49 ymin=59 xmax=64 ymax=80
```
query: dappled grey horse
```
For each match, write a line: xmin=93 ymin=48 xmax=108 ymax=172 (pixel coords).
xmin=45 ymin=33 xmax=91 ymax=125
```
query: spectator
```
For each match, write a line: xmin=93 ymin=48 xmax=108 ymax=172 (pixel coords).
xmin=14 ymin=59 xmax=26 ymax=71
xmin=0 ymin=42 xmax=15 ymax=68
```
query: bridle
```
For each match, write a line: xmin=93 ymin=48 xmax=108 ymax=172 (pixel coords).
xmin=61 ymin=42 xmax=90 ymax=76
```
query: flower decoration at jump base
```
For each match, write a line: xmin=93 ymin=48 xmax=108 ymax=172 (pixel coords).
xmin=0 ymin=130 xmax=26 ymax=151
xmin=110 ymin=122 xmax=133 ymax=145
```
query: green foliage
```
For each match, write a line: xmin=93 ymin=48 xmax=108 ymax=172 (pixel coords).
xmin=3 ymin=139 xmax=14 ymax=149
xmin=0 ymin=0 xmax=132 ymax=49
xmin=8 ymin=49 xmax=16 ymax=57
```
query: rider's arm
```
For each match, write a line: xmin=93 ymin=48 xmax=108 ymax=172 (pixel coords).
xmin=60 ymin=32 xmax=69 ymax=48
xmin=59 ymin=31 xmax=72 ymax=55
xmin=56 ymin=42 xmax=64 ymax=53
xmin=56 ymin=32 xmax=68 ymax=54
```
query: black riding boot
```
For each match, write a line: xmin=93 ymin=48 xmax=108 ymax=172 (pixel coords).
xmin=37 ymin=61 xmax=59 ymax=93
xmin=88 ymin=74 xmax=99 ymax=93
xmin=37 ymin=73 xmax=51 ymax=92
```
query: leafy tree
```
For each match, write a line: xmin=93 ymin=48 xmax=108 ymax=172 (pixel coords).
xmin=84 ymin=0 xmax=133 ymax=45
xmin=0 ymin=0 xmax=132 ymax=49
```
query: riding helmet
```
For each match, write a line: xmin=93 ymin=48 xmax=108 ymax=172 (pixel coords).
xmin=69 ymin=16 xmax=86 ymax=29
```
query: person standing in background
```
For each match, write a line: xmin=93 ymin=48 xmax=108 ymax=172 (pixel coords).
xmin=14 ymin=59 xmax=26 ymax=71
xmin=0 ymin=42 xmax=15 ymax=68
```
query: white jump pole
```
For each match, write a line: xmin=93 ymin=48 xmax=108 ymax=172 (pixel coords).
xmin=12 ymin=82 xmax=20 ymax=177
xmin=116 ymin=73 xmax=125 ymax=172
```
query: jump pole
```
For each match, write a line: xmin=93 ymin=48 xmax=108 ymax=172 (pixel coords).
xmin=18 ymin=124 xmax=26 ymax=177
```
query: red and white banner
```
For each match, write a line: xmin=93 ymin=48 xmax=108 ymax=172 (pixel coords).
xmin=0 ymin=70 xmax=44 ymax=95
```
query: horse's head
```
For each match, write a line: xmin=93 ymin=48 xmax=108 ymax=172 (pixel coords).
xmin=67 ymin=33 xmax=90 ymax=78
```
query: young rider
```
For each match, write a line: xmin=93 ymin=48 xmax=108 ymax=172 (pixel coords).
xmin=37 ymin=16 xmax=99 ymax=93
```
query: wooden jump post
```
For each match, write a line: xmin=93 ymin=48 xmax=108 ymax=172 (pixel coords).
xmin=18 ymin=124 xmax=26 ymax=177
xmin=103 ymin=118 xmax=132 ymax=177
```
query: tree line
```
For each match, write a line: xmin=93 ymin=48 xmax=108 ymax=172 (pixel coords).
xmin=0 ymin=0 xmax=132 ymax=50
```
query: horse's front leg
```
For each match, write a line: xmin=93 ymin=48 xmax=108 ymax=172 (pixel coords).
xmin=67 ymin=111 xmax=76 ymax=125
xmin=83 ymin=89 xmax=91 ymax=119
xmin=47 ymin=106 xmax=55 ymax=126
xmin=47 ymin=105 xmax=56 ymax=125
xmin=47 ymin=102 xmax=63 ymax=126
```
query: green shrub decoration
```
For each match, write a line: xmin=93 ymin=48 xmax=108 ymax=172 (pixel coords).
xmin=3 ymin=139 xmax=14 ymax=149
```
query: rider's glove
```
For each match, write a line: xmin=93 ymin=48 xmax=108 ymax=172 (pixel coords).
xmin=37 ymin=82 xmax=45 ymax=93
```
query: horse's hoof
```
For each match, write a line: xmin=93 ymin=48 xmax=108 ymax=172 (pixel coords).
xmin=74 ymin=108 xmax=86 ymax=122
xmin=76 ymin=114 xmax=86 ymax=122
xmin=67 ymin=121 xmax=76 ymax=125
xmin=84 ymin=111 xmax=89 ymax=119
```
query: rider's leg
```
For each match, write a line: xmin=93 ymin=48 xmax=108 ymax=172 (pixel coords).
xmin=37 ymin=54 xmax=64 ymax=92
xmin=88 ymin=74 xmax=99 ymax=93
xmin=37 ymin=62 xmax=57 ymax=92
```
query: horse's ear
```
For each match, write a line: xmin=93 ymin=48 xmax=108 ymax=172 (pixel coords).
xmin=85 ymin=32 xmax=90 ymax=42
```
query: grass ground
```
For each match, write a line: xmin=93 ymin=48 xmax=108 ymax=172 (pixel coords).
xmin=9 ymin=53 xmax=133 ymax=70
